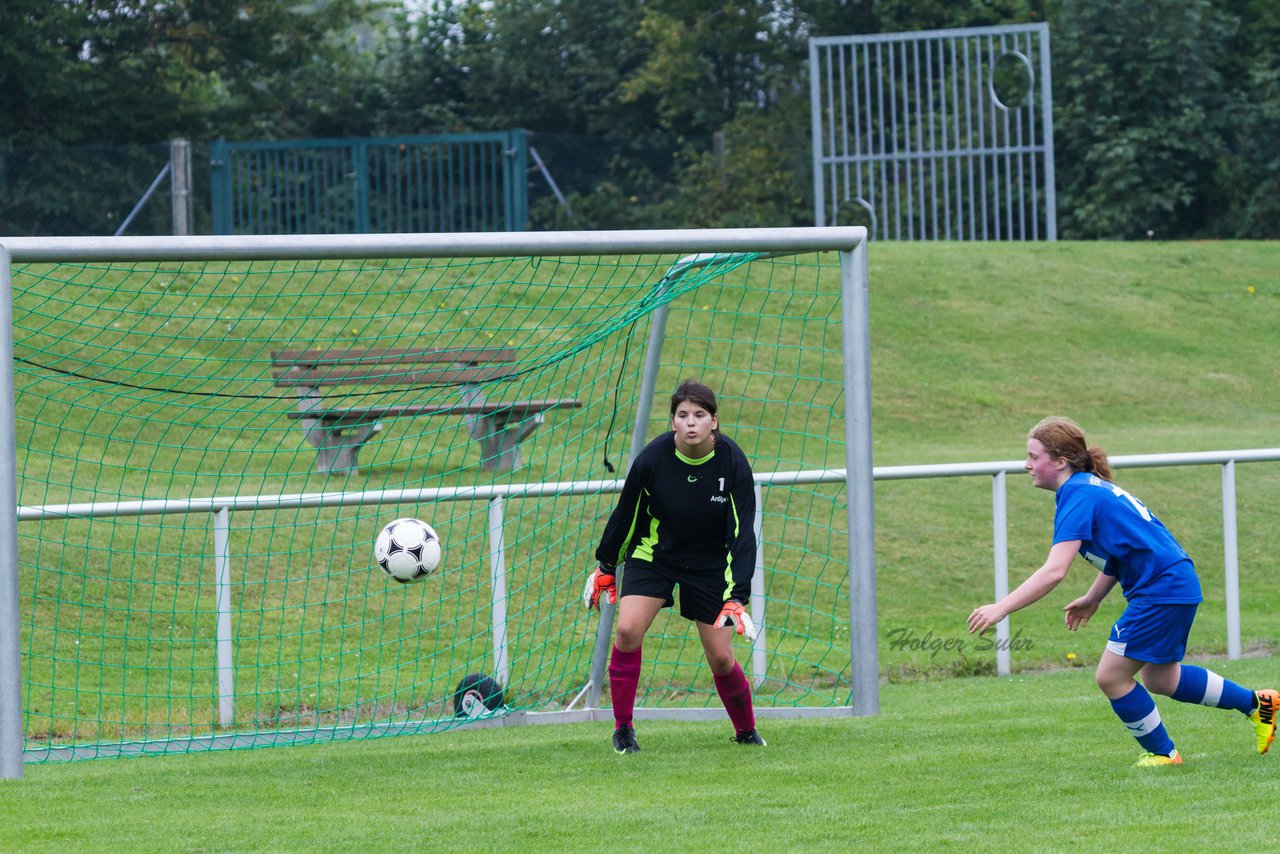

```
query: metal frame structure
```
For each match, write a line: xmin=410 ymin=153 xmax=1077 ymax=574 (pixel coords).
xmin=0 ymin=246 xmax=20 ymax=779
xmin=811 ymin=23 xmax=1056 ymax=240
xmin=210 ymin=131 xmax=530 ymax=236
xmin=0 ymin=227 xmax=873 ymax=777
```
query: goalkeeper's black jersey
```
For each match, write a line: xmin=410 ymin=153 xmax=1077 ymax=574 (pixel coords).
xmin=595 ymin=431 xmax=757 ymax=603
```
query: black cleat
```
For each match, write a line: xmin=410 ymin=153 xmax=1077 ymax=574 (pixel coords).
xmin=612 ymin=725 xmax=641 ymax=754
xmin=733 ymin=728 xmax=766 ymax=746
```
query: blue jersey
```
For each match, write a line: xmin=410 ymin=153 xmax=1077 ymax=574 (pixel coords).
xmin=1053 ymin=472 xmax=1202 ymax=604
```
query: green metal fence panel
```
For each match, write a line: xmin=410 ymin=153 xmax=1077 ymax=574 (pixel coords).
xmin=210 ymin=132 xmax=528 ymax=236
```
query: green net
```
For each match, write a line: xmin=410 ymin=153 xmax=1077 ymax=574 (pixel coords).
xmin=11 ymin=246 xmax=854 ymax=761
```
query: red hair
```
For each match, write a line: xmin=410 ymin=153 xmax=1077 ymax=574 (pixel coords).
xmin=1028 ymin=416 xmax=1112 ymax=481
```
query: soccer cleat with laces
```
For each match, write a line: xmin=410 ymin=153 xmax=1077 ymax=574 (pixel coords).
xmin=612 ymin=725 xmax=640 ymax=754
xmin=1248 ymin=689 xmax=1278 ymax=755
xmin=733 ymin=729 xmax=767 ymax=746
xmin=1134 ymin=749 xmax=1182 ymax=767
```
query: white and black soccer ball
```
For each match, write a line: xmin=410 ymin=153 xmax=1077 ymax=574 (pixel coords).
xmin=373 ymin=517 xmax=442 ymax=584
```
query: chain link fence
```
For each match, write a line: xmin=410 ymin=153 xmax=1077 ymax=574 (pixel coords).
xmin=0 ymin=141 xmax=210 ymax=238
xmin=0 ymin=132 xmax=719 ymax=237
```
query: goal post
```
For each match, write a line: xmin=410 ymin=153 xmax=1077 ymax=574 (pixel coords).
xmin=0 ymin=227 xmax=871 ymax=776
xmin=1 ymin=245 xmax=23 ymax=779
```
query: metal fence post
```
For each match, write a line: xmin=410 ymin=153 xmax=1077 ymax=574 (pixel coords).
xmin=1039 ymin=27 xmax=1058 ymax=241
xmin=992 ymin=471 xmax=1011 ymax=676
xmin=170 ymin=139 xmax=194 ymax=236
xmin=488 ymin=498 xmax=510 ymax=688
xmin=210 ymin=139 xmax=232 ymax=235
xmin=505 ymin=130 xmax=529 ymax=231
xmin=213 ymin=507 xmax=235 ymax=727
xmin=1222 ymin=461 xmax=1241 ymax=659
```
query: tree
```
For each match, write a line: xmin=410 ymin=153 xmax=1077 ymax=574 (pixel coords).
xmin=0 ymin=1 xmax=383 ymax=145
xmin=0 ymin=1 xmax=100 ymax=144
xmin=662 ymin=94 xmax=813 ymax=227
xmin=1210 ymin=0 xmax=1280 ymax=237
xmin=452 ymin=0 xmax=653 ymax=136
xmin=618 ymin=0 xmax=808 ymax=138
xmin=868 ymin=0 xmax=1040 ymax=32
xmin=1051 ymin=0 xmax=1235 ymax=239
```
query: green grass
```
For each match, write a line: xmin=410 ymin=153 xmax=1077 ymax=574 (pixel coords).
xmin=5 ymin=656 xmax=1280 ymax=851
xmin=869 ymin=241 xmax=1280 ymax=457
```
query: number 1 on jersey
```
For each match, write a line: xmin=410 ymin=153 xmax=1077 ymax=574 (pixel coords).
xmin=1110 ymin=484 xmax=1152 ymax=521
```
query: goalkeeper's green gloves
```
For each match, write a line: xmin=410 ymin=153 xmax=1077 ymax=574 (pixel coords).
xmin=714 ymin=600 xmax=757 ymax=641
xmin=582 ymin=566 xmax=617 ymax=610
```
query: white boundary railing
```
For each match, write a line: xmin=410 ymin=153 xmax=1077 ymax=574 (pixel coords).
xmin=13 ymin=446 xmax=1278 ymax=741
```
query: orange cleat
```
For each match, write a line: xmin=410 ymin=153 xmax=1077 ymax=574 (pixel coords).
xmin=1134 ymin=749 xmax=1182 ymax=767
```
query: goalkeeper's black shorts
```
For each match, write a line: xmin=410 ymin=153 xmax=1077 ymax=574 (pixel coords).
xmin=619 ymin=558 xmax=733 ymax=625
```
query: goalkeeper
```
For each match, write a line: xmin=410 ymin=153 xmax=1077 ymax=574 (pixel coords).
xmin=584 ymin=378 xmax=764 ymax=754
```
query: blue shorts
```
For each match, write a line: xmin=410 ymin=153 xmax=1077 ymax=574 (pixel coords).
xmin=1104 ymin=599 xmax=1198 ymax=664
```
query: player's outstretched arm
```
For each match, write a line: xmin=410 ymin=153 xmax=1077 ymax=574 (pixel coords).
xmin=582 ymin=565 xmax=617 ymax=610
xmin=968 ymin=540 xmax=1080 ymax=635
xmin=713 ymin=600 xmax=757 ymax=641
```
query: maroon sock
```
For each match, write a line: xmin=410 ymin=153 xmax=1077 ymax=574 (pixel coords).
xmin=608 ymin=644 xmax=642 ymax=728
xmin=713 ymin=662 xmax=756 ymax=734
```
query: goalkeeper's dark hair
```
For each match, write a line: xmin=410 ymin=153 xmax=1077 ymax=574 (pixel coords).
xmin=1029 ymin=415 xmax=1112 ymax=481
xmin=671 ymin=379 xmax=721 ymax=437
xmin=670 ymin=379 xmax=717 ymax=416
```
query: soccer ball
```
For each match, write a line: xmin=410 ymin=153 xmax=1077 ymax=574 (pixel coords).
xmin=373 ymin=517 xmax=442 ymax=583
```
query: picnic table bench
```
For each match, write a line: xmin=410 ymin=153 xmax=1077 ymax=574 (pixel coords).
xmin=271 ymin=346 xmax=581 ymax=474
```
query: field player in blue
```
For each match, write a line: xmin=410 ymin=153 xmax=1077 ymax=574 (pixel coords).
xmin=968 ymin=416 xmax=1277 ymax=766
xmin=583 ymin=379 xmax=765 ymax=754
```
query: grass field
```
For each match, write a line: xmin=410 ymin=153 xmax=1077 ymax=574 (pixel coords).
xmin=4 ymin=656 xmax=1279 ymax=851
xmin=5 ymin=239 xmax=1280 ymax=839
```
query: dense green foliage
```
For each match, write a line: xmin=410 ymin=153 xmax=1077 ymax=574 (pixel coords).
xmin=1 ymin=0 xmax=1277 ymax=236
xmin=1052 ymin=0 xmax=1280 ymax=239
xmin=0 ymin=0 xmax=375 ymax=143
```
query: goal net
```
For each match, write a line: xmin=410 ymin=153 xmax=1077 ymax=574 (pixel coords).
xmin=0 ymin=229 xmax=870 ymax=765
